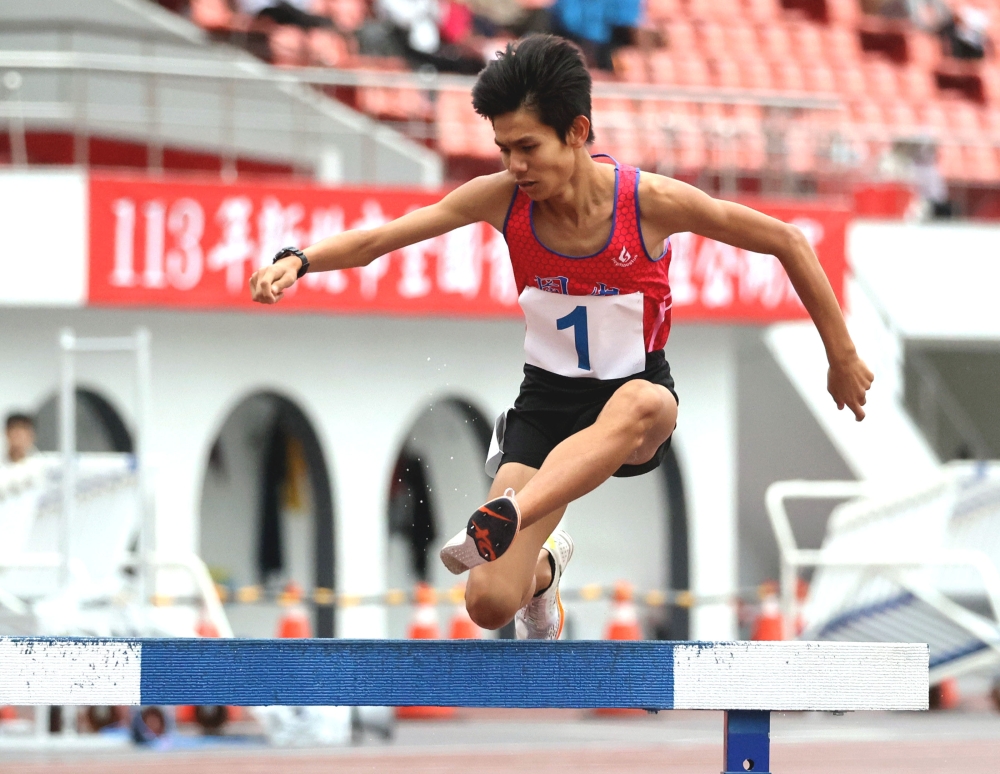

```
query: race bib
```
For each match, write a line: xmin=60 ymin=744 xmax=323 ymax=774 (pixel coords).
xmin=519 ymin=287 xmax=646 ymax=379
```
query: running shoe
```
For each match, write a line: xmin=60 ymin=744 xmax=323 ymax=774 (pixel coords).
xmin=515 ymin=528 xmax=574 ymax=640
xmin=439 ymin=488 xmax=521 ymax=575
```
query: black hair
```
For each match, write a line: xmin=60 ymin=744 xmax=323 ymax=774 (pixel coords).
xmin=5 ymin=412 xmax=34 ymax=430
xmin=472 ymin=34 xmax=594 ymax=144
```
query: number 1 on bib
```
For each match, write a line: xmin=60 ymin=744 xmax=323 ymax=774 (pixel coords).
xmin=556 ymin=306 xmax=591 ymax=371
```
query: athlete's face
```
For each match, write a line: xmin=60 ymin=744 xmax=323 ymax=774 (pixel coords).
xmin=493 ymin=108 xmax=589 ymax=200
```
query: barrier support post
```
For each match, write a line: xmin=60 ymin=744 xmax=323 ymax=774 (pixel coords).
xmin=723 ymin=710 xmax=770 ymax=774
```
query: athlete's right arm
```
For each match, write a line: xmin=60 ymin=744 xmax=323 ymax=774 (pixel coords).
xmin=250 ymin=173 xmax=515 ymax=304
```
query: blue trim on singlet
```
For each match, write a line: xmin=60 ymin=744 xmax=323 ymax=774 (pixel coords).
xmin=634 ymin=169 xmax=670 ymax=263
xmin=527 ymin=156 xmax=620 ymax=260
xmin=501 ymin=183 xmax=519 ymax=238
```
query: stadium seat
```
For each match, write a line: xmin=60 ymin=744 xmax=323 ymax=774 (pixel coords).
xmin=675 ymin=57 xmax=712 ymax=87
xmin=699 ymin=22 xmax=727 ymax=54
xmin=898 ymin=65 xmax=938 ymax=104
xmin=688 ymin=0 xmax=744 ymax=22
xmin=724 ymin=24 xmax=760 ymax=59
xmin=789 ymin=22 xmax=825 ymax=61
xmin=760 ymin=25 xmax=794 ymax=63
xmin=745 ymin=0 xmax=782 ymax=23
xmin=613 ymin=47 xmax=650 ymax=83
xmin=906 ymin=32 xmax=942 ymax=69
xmin=948 ymin=101 xmax=985 ymax=138
xmin=964 ymin=144 xmax=1000 ymax=182
xmin=834 ymin=65 xmax=868 ymax=98
xmin=884 ymin=100 xmax=919 ymax=129
xmin=864 ymin=61 xmax=901 ymax=101
xmin=826 ymin=0 xmax=861 ymax=26
xmin=649 ymin=51 xmax=677 ymax=85
xmin=824 ymin=27 xmax=863 ymax=65
xmin=664 ymin=20 xmax=698 ymax=53
xmin=937 ymin=141 xmax=966 ymax=180
xmin=979 ymin=64 xmax=1000 ymax=103
xmin=774 ymin=61 xmax=807 ymax=92
xmin=804 ymin=63 xmax=838 ymax=93
xmin=713 ymin=57 xmax=744 ymax=89
xmin=645 ymin=0 xmax=683 ymax=24
xmin=741 ymin=58 xmax=776 ymax=90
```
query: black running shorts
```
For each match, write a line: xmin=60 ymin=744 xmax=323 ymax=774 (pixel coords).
xmin=497 ymin=350 xmax=678 ymax=478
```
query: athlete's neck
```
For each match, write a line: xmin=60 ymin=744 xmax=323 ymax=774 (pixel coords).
xmin=535 ymin=152 xmax=614 ymax=228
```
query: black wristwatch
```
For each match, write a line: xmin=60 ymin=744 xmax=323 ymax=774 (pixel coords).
xmin=273 ymin=246 xmax=310 ymax=278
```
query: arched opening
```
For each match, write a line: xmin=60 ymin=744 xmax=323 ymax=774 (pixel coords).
xmin=34 ymin=387 xmax=133 ymax=453
xmin=199 ymin=392 xmax=335 ymax=638
xmin=386 ymin=397 xmax=491 ymax=638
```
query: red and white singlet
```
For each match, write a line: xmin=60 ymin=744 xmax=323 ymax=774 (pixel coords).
xmin=503 ymin=158 xmax=672 ymax=380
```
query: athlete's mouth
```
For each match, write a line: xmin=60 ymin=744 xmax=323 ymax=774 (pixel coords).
xmin=516 ymin=180 xmax=535 ymax=188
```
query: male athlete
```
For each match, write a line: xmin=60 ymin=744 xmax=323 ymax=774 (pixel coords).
xmin=250 ymin=35 xmax=874 ymax=641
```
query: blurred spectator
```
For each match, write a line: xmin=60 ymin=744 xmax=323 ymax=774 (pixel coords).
xmin=910 ymin=0 xmax=991 ymax=59
xmin=463 ymin=0 xmax=553 ymax=37
xmin=237 ymin=0 xmax=334 ymax=28
xmin=5 ymin=413 xmax=36 ymax=465
xmin=550 ymin=0 xmax=640 ymax=70
xmin=368 ymin=0 xmax=486 ymax=73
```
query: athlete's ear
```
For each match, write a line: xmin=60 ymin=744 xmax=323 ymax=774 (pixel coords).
xmin=567 ymin=115 xmax=590 ymax=149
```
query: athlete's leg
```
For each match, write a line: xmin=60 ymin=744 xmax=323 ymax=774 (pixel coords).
xmin=464 ymin=461 xmax=566 ymax=630
xmin=513 ymin=379 xmax=677 ymax=530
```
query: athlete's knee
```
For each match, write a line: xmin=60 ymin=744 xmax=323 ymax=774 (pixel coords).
xmin=465 ymin=573 xmax=521 ymax=630
xmin=614 ymin=380 xmax=668 ymax=429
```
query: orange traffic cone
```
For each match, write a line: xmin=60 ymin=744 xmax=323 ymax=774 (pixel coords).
xmin=276 ymin=581 xmax=312 ymax=639
xmin=752 ymin=581 xmax=784 ymax=641
xmin=447 ymin=584 xmax=481 ymax=640
xmin=397 ymin=583 xmax=455 ymax=720
xmin=0 ymin=706 xmax=17 ymax=723
xmin=595 ymin=581 xmax=645 ymax=717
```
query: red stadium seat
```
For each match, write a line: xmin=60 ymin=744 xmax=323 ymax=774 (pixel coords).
xmin=803 ymin=63 xmax=838 ymax=93
xmin=906 ymin=32 xmax=942 ymax=69
xmin=937 ymin=141 xmax=966 ymax=180
xmin=675 ymin=57 xmax=712 ymax=87
xmin=713 ymin=57 xmax=744 ymax=89
xmin=645 ymin=0 xmax=683 ymax=24
xmin=613 ymin=47 xmax=650 ymax=83
xmin=699 ymin=22 xmax=727 ymax=54
xmin=759 ymin=25 xmax=794 ymax=63
xmin=898 ymin=65 xmax=937 ymax=104
xmin=688 ymin=0 xmax=744 ymax=22
xmin=789 ymin=23 xmax=825 ymax=64
xmin=649 ymin=51 xmax=677 ymax=84
xmin=773 ymin=61 xmax=807 ymax=92
xmin=850 ymin=100 xmax=887 ymax=126
xmin=724 ymin=25 xmax=760 ymax=58
xmin=826 ymin=0 xmax=861 ymax=26
xmin=884 ymin=100 xmax=919 ymax=129
xmin=745 ymin=0 xmax=782 ymax=23
xmin=664 ymin=20 xmax=698 ymax=53
xmin=948 ymin=102 xmax=985 ymax=138
xmin=823 ymin=27 xmax=863 ymax=65
xmin=741 ymin=58 xmax=776 ymax=90
xmin=965 ymin=144 xmax=1000 ymax=182
xmin=864 ymin=61 xmax=901 ymax=101
xmin=979 ymin=64 xmax=1000 ymax=103
xmin=917 ymin=101 xmax=950 ymax=132
xmin=834 ymin=65 xmax=868 ymax=98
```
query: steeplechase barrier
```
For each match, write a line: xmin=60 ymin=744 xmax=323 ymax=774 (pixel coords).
xmin=0 ymin=638 xmax=928 ymax=774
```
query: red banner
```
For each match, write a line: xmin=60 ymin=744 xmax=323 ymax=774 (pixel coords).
xmin=88 ymin=174 xmax=847 ymax=323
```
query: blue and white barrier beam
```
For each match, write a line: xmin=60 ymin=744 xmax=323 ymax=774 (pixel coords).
xmin=0 ymin=638 xmax=928 ymax=710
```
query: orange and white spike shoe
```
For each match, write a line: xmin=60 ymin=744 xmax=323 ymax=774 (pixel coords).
xmin=440 ymin=488 xmax=521 ymax=575
xmin=515 ymin=528 xmax=574 ymax=640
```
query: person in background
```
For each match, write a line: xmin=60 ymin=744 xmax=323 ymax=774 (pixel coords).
xmin=550 ymin=0 xmax=640 ymax=70
xmin=5 ymin=413 xmax=37 ymax=465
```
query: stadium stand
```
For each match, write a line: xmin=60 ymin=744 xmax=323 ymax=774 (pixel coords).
xmin=160 ymin=0 xmax=1000 ymax=211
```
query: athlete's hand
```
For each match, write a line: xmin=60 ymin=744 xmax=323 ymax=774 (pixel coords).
xmin=827 ymin=354 xmax=874 ymax=422
xmin=249 ymin=257 xmax=300 ymax=304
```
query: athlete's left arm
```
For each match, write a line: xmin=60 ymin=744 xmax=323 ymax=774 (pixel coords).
xmin=641 ymin=175 xmax=874 ymax=421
